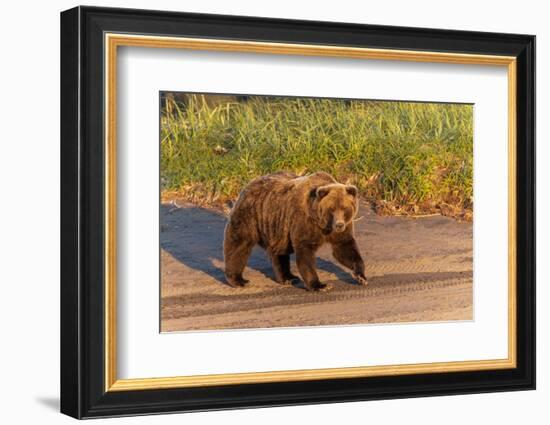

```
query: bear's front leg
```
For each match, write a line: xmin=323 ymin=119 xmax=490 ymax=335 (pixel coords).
xmin=332 ymin=238 xmax=368 ymax=286
xmin=295 ymin=245 xmax=331 ymax=291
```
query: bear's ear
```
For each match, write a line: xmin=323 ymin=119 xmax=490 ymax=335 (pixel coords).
xmin=315 ymin=186 xmax=330 ymax=200
xmin=346 ymin=185 xmax=358 ymax=197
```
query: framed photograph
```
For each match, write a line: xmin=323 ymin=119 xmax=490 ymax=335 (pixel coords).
xmin=60 ymin=6 xmax=535 ymax=419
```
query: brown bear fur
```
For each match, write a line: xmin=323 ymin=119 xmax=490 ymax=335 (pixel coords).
xmin=223 ymin=171 xmax=367 ymax=291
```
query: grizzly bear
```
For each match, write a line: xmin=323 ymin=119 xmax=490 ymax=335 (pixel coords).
xmin=223 ymin=171 xmax=367 ymax=291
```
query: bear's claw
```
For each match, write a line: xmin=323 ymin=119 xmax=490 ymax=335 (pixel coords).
xmin=308 ymin=282 xmax=332 ymax=292
xmin=353 ymin=273 xmax=368 ymax=286
xmin=280 ymin=274 xmax=300 ymax=286
xmin=226 ymin=276 xmax=250 ymax=288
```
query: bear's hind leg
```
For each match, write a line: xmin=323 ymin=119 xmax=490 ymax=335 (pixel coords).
xmin=271 ymin=254 xmax=298 ymax=286
xmin=280 ymin=254 xmax=299 ymax=282
xmin=224 ymin=225 xmax=254 ymax=288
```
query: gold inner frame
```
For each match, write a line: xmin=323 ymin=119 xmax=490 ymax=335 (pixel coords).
xmin=104 ymin=33 xmax=517 ymax=392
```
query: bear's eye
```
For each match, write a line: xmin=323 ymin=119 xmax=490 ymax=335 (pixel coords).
xmin=316 ymin=187 xmax=330 ymax=199
xmin=344 ymin=209 xmax=353 ymax=221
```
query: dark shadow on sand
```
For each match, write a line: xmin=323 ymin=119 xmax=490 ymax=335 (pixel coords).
xmin=160 ymin=204 xmax=355 ymax=287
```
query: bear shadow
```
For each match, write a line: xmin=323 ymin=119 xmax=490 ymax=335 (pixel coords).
xmin=161 ymin=204 xmax=273 ymax=286
xmin=316 ymin=257 xmax=358 ymax=285
xmin=160 ymin=203 xmax=355 ymax=287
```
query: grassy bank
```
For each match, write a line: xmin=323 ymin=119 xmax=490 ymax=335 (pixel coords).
xmin=161 ymin=94 xmax=473 ymax=219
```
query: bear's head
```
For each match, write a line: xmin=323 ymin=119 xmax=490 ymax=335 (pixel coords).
xmin=310 ymin=183 xmax=359 ymax=233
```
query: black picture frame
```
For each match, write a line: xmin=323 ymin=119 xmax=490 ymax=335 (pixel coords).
xmin=60 ymin=5 xmax=535 ymax=419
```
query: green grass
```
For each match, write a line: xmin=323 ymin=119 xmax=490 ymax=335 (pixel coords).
xmin=160 ymin=94 xmax=473 ymax=218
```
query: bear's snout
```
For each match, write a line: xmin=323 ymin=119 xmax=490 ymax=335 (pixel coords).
xmin=334 ymin=221 xmax=346 ymax=232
